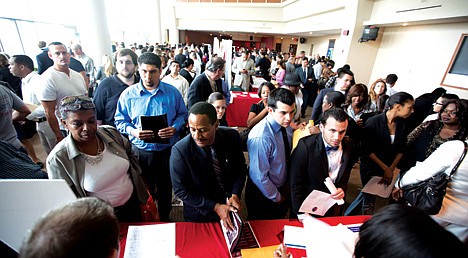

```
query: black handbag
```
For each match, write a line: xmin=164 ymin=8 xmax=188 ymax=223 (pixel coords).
xmin=400 ymin=141 xmax=467 ymax=215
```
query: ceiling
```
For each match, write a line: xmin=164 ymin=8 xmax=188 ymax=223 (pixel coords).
xmin=183 ymin=28 xmax=342 ymax=40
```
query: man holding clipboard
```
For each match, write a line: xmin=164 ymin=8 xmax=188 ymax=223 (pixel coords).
xmin=115 ymin=52 xmax=188 ymax=222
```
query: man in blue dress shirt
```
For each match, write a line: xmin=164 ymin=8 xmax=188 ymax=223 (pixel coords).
xmin=114 ymin=52 xmax=188 ymax=221
xmin=246 ymin=88 xmax=295 ymax=220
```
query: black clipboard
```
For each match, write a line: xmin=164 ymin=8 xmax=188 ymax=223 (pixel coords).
xmin=140 ymin=114 xmax=170 ymax=144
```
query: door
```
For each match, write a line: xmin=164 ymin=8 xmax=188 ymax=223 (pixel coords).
xmin=309 ymin=44 xmax=314 ymax=56
xmin=275 ymin=43 xmax=282 ymax=52
xmin=289 ymin=44 xmax=297 ymax=56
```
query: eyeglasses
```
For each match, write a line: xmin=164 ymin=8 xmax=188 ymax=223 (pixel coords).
xmin=442 ymin=109 xmax=457 ymax=116
xmin=433 ymin=102 xmax=443 ymax=106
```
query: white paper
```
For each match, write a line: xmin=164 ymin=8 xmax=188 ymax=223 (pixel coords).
xmin=324 ymin=177 xmax=344 ymax=205
xmin=284 ymin=225 xmax=307 ymax=249
xmin=361 ymin=176 xmax=397 ymax=198
xmin=249 ymin=93 xmax=259 ymax=98
xmin=299 ymin=190 xmax=336 ymax=216
xmin=302 ymin=216 xmax=358 ymax=258
xmin=124 ymin=223 xmax=176 ymax=258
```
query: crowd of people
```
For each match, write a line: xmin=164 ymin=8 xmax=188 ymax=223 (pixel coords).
xmin=1 ymin=39 xmax=468 ymax=256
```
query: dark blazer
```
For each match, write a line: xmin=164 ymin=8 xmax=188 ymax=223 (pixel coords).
xmin=187 ymin=72 xmax=223 ymax=109
xmin=294 ymin=66 xmax=316 ymax=88
xmin=69 ymin=57 xmax=85 ymax=73
xmin=179 ymin=68 xmax=194 ymax=86
xmin=290 ymin=133 xmax=357 ymax=216
xmin=360 ymin=111 xmax=408 ymax=176
xmin=311 ymin=88 xmax=333 ymax=121
xmin=36 ymin=49 xmax=53 ymax=75
xmin=170 ymin=127 xmax=247 ymax=222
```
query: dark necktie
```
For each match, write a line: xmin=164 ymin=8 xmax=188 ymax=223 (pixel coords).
xmin=280 ymin=127 xmax=291 ymax=168
xmin=209 ymin=146 xmax=225 ymax=194
xmin=303 ymin=68 xmax=307 ymax=83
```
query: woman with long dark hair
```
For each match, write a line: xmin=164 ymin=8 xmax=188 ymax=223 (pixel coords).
xmin=343 ymin=83 xmax=369 ymax=127
xmin=360 ymin=92 xmax=414 ymax=214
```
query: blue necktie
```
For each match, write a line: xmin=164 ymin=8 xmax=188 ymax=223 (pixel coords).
xmin=303 ymin=68 xmax=307 ymax=83
xmin=325 ymin=145 xmax=339 ymax=152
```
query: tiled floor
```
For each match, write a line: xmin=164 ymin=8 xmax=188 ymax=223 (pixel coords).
xmin=31 ymin=105 xmax=387 ymax=222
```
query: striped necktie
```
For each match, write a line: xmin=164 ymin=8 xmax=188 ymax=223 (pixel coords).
xmin=208 ymin=146 xmax=226 ymax=194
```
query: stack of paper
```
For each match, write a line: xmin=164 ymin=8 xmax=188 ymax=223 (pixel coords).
xmin=302 ymin=216 xmax=358 ymax=258
xmin=124 ymin=223 xmax=176 ymax=258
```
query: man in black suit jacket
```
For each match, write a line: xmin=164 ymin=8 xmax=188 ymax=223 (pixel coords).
xmin=187 ymin=57 xmax=225 ymax=109
xmin=36 ymin=41 xmax=53 ymax=75
xmin=290 ymin=108 xmax=358 ymax=217
xmin=295 ymin=57 xmax=317 ymax=118
xmin=170 ymin=102 xmax=246 ymax=229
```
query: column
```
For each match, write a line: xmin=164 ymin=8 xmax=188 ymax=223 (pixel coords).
xmin=169 ymin=6 xmax=180 ymax=45
xmin=76 ymin=0 xmax=113 ymax=67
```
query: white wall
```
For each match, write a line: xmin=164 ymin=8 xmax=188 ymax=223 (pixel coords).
xmin=369 ymin=21 xmax=468 ymax=99
xmin=366 ymin=0 xmax=468 ymax=25
xmin=296 ymin=35 xmax=340 ymax=59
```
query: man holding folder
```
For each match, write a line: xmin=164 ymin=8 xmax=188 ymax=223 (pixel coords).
xmin=115 ymin=52 xmax=188 ymax=221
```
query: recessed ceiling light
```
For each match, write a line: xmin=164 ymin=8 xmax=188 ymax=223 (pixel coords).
xmin=403 ymin=23 xmax=408 ymax=26
xmin=309 ymin=32 xmax=313 ymax=34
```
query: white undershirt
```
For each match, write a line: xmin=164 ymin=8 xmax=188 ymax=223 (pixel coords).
xmin=390 ymin=135 xmax=395 ymax=144
xmin=83 ymin=144 xmax=133 ymax=207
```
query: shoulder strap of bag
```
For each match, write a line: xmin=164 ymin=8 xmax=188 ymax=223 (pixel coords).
xmin=399 ymin=141 xmax=467 ymax=189
xmin=449 ymin=141 xmax=468 ymax=177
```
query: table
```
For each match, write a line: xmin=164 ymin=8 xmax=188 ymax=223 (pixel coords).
xmin=226 ymin=91 xmax=261 ymax=127
xmin=119 ymin=215 xmax=370 ymax=258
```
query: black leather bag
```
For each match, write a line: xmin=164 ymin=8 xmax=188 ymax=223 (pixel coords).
xmin=401 ymin=141 xmax=467 ymax=215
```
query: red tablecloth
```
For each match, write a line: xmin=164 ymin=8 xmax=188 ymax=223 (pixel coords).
xmin=119 ymin=215 xmax=370 ymax=258
xmin=226 ymin=91 xmax=261 ymax=127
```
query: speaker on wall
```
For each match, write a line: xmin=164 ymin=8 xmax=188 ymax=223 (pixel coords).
xmin=250 ymin=35 xmax=254 ymax=41
xmin=299 ymin=37 xmax=306 ymax=44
